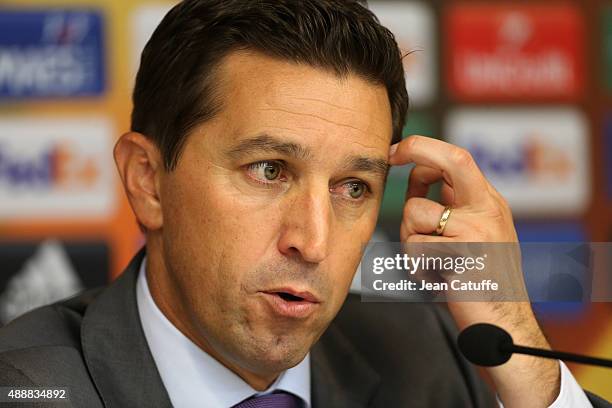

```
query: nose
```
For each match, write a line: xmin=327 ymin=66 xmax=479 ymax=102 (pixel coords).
xmin=277 ymin=184 xmax=331 ymax=264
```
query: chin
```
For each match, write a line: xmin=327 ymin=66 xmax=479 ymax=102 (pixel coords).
xmin=258 ymin=352 xmax=307 ymax=374
xmin=240 ymin=334 xmax=311 ymax=373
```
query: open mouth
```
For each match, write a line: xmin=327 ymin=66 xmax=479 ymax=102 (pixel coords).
xmin=260 ymin=289 xmax=320 ymax=318
xmin=276 ymin=292 xmax=305 ymax=302
xmin=262 ymin=288 xmax=319 ymax=303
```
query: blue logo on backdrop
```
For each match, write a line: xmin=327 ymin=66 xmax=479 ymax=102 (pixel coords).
xmin=515 ymin=222 xmax=587 ymax=318
xmin=0 ymin=10 xmax=105 ymax=99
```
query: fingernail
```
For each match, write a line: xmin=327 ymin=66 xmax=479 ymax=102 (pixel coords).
xmin=389 ymin=143 xmax=399 ymax=156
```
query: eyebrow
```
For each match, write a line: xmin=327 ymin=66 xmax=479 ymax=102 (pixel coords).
xmin=226 ymin=134 xmax=312 ymax=161
xmin=226 ymin=133 xmax=389 ymax=181
xmin=341 ymin=156 xmax=390 ymax=182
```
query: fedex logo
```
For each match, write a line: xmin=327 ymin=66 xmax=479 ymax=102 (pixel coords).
xmin=446 ymin=109 xmax=590 ymax=216
xmin=0 ymin=142 xmax=99 ymax=190
xmin=469 ymin=136 xmax=573 ymax=181
xmin=0 ymin=117 xmax=115 ymax=219
xmin=0 ymin=10 xmax=105 ymax=98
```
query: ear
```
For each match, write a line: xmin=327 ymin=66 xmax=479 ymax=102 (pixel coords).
xmin=114 ymin=132 xmax=164 ymax=230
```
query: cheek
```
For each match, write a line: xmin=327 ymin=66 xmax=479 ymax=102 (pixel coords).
xmin=160 ymin=166 xmax=283 ymax=282
xmin=325 ymin=222 xmax=375 ymax=298
xmin=329 ymin=246 xmax=361 ymax=287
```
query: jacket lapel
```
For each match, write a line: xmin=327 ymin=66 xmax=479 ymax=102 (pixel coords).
xmin=81 ymin=248 xmax=173 ymax=408
xmin=310 ymin=322 xmax=381 ymax=408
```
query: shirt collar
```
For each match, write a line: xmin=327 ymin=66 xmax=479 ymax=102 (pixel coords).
xmin=136 ymin=257 xmax=311 ymax=408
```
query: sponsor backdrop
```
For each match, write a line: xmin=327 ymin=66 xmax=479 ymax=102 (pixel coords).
xmin=0 ymin=0 xmax=610 ymax=400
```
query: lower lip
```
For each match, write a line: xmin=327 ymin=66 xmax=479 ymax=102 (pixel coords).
xmin=260 ymin=292 xmax=319 ymax=319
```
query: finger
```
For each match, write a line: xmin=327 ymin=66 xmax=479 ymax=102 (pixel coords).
xmin=400 ymin=197 xmax=460 ymax=238
xmin=406 ymin=165 xmax=456 ymax=206
xmin=390 ymin=135 xmax=488 ymax=205
xmin=406 ymin=165 xmax=444 ymax=200
xmin=440 ymin=182 xmax=454 ymax=206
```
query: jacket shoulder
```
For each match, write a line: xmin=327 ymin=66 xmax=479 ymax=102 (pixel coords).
xmin=0 ymin=288 xmax=106 ymax=406
xmin=0 ymin=287 xmax=103 ymax=354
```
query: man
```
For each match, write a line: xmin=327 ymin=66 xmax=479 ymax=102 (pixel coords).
xmin=0 ymin=1 xmax=609 ymax=407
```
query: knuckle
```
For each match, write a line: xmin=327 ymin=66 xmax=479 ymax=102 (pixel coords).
xmin=403 ymin=197 xmax=420 ymax=218
xmin=451 ymin=147 xmax=474 ymax=167
xmin=485 ymin=185 xmax=511 ymax=216
xmin=404 ymin=135 xmax=420 ymax=152
xmin=493 ymin=194 xmax=510 ymax=214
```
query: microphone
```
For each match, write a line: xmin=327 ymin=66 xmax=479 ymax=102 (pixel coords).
xmin=457 ymin=323 xmax=612 ymax=368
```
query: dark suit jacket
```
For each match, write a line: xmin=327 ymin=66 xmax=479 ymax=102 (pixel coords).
xmin=0 ymin=249 xmax=608 ymax=407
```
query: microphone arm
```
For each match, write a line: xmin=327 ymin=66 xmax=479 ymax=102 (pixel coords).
xmin=458 ymin=323 xmax=612 ymax=369
xmin=503 ymin=343 xmax=612 ymax=368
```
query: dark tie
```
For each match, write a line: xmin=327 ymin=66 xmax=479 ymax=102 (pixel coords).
xmin=231 ymin=391 xmax=303 ymax=408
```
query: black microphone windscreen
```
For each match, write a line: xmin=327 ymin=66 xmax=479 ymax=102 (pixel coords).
xmin=457 ymin=323 xmax=513 ymax=367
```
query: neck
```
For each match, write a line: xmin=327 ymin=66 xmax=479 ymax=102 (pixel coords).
xmin=144 ymin=247 xmax=278 ymax=391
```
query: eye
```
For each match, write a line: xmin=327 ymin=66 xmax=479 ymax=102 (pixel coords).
xmin=347 ymin=182 xmax=366 ymax=199
xmin=335 ymin=181 xmax=368 ymax=200
xmin=246 ymin=161 xmax=285 ymax=183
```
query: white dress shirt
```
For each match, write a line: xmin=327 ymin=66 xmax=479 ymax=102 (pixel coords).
xmin=136 ymin=258 xmax=592 ymax=408
xmin=136 ymin=258 xmax=311 ymax=408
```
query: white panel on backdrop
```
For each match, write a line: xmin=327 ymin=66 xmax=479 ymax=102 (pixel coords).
xmin=131 ymin=4 xmax=173 ymax=78
xmin=445 ymin=108 xmax=590 ymax=216
xmin=0 ymin=116 xmax=116 ymax=219
xmin=369 ymin=2 xmax=436 ymax=107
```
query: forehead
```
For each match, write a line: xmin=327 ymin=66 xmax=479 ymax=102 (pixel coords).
xmin=214 ymin=51 xmax=394 ymax=151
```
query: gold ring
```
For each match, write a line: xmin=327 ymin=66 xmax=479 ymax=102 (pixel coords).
xmin=435 ymin=206 xmax=452 ymax=235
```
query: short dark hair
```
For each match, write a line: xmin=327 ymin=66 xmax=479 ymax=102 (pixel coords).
xmin=131 ymin=0 xmax=408 ymax=171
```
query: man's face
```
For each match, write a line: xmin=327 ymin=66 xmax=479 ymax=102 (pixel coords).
xmin=156 ymin=51 xmax=393 ymax=377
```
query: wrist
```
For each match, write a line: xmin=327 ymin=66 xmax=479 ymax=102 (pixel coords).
xmin=490 ymin=341 xmax=561 ymax=407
